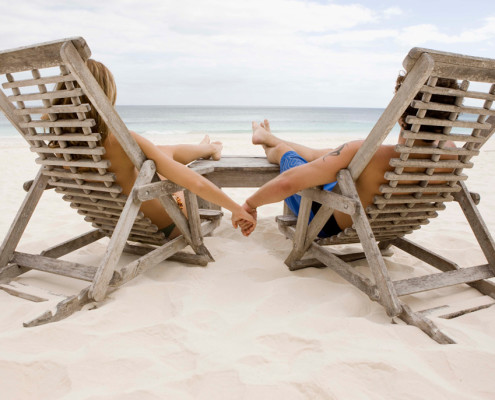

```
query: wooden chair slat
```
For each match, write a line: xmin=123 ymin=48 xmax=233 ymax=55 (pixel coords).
xmin=35 ymin=156 xmax=110 ymax=169
xmin=32 ymin=145 xmax=105 ymax=156
xmin=21 ymin=119 xmax=95 ymax=128
xmin=2 ymin=73 xmax=76 ymax=89
xmin=8 ymin=88 xmax=84 ymax=102
xmin=15 ymin=104 xmax=91 ymax=115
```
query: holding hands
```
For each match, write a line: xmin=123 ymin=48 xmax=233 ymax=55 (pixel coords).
xmin=231 ymin=203 xmax=257 ymax=237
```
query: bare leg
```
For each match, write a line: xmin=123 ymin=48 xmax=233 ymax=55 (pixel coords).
xmin=253 ymin=120 xmax=329 ymax=162
xmin=158 ymin=135 xmax=222 ymax=164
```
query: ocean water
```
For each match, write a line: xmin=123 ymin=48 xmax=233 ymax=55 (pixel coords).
xmin=0 ymin=105 xmax=400 ymax=139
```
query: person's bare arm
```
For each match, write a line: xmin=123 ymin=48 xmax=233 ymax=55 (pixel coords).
xmin=131 ymin=132 xmax=255 ymax=232
xmin=245 ymin=141 xmax=361 ymax=210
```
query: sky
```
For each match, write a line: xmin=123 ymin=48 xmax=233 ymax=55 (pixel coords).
xmin=1 ymin=0 xmax=494 ymax=108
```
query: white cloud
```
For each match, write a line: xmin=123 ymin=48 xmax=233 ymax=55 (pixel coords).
xmin=383 ymin=7 xmax=403 ymax=17
xmin=0 ymin=1 xmax=494 ymax=107
xmin=397 ymin=17 xmax=495 ymax=46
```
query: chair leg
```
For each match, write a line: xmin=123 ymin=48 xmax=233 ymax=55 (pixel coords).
xmin=455 ymin=181 xmax=495 ymax=275
xmin=183 ymin=190 xmax=214 ymax=261
xmin=338 ymin=169 xmax=402 ymax=317
xmin=398 ymin=303 xmax=456 ymax=344
xmin=0 ymin=170 xmax=49 ymax=269
xmin=23 ymin=287 xmax=92 ymax=327
xmin=284 ymin=196 xmax=312 ymax=268
xmin=88 ymin=160 xmax=156 ymax=302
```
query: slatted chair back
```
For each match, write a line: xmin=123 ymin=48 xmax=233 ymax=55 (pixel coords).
xmin=0 ymin=37 xmax=167 ymax=246
xmin=321 ymin=48 xmax=495 ymax=245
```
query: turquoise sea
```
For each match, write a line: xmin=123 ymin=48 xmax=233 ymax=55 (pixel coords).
xmin=0 ymin=105 xmax=400 ymax=138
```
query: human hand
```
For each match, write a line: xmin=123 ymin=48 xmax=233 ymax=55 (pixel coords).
xmin=231 ymin=205 xmax=257 ymax=237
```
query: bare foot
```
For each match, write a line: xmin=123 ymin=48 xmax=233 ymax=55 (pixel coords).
xmin=200 ymin=134 xmax=210 ymax=145
xmin=260 ymin=119 xmax=271 ymax=133
xmin=252 ymin=121 xmax=279 ymax=147
xmin=211 ymin=141 xmax=222 ymax=161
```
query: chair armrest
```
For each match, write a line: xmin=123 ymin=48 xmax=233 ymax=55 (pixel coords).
xmin=134 ymin=180 xmax=183 ymax=202
xmin=299 ymin=187 xmax=360 ymax=215
xmin=470 ymin=192 xmax=481 ymax=205
xmin=23 ymin=179 xmax=54 ymax=192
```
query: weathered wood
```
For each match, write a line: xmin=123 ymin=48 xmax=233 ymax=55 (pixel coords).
xmin=81 ymin=211 xmax=153 ymax=227
xmin=347 ymin=52 xmax=434 ymax=180
xmin=0 ymin=263 xmax=30 ymax=283
xmin=338 ymin=169 xmax=402 ymax=317
xmin=291 ymin=258 xmax=327 ymax=270
xmin=31 ymin=145 xmax=105 ymax=155
xmin=418 ymin=85 xmax=495 ymax=100
xmin=41 ymin=229 xmax=105 ymax=258
xmin=89 ymin=160 xmax=156 ymax=301
xmin=379 ymin=184 xmax=461 ymax=194
xmin=391 ymin=237 xmax=460 ymax=271
xmin=395 ymin=145 xmax=479 ymax=156
xmin=49 ymin=179 xmax=121 ymax=193
xmin=36 ymin=156 xmax=110 ymax=169
xmin=372 ymin=213 xmax=437 ymax=222
xmin=29 ymin=133 xmax=102 ymax=143
xmin=134 ymin=180 xmax=182 ymax=202
xmin=21 ymin=119 xmax=95 ymax=129
xmin=190 ymin=156 xmax=280 ymax=187
xmin=8 ymin=88 xmax=84 ymax=102
xmin=398 ymin=303 xmax=456 ymax=344
xmin=367 ymin=203 xmax=445 ymax=214
xmin=23 ymin=287 xmax=92 ymax=328
xmin=390 ymin=237 xmax=495 ymax=298
xmin=2 ymin=74 xmax=75 ymax=89
xmin=157 ymin=194 xmax=193 ymax=244
xmin=203 ymin=171 xmax=280 ymax=188
xmin=278 ymin=222 xmax=380 ymax=300
xmin=455 ymin=181 xmax=495 ymax=274
xmin=405 ymin=116 xmax=490 ymax=130
xmin=123 ymin=244 xmax=209 ymax=266
xmin=12 ymin=252 xmax=96 ymax=282
xmin=389 ymin=158 xmax=473 ymax=169
xmin=369 ymin=221 xmax=428 ymax=229
xmin=410 ymin=100 xmax=495 ymax=116
xmin=374 ymin=194 xmax=454 ymax=204
xmin=0 ymin=170 xmax=49 ymax=268
xmin=298 ymin=187 xmax=358 ymax=214
xmin=92 ymin=221 xmax=160 ymax=235
xmin=439 ymin=303 xmax=495 ymax=319
xmin=384 ymin=172 xmax=466 ymax=182
xmin=284 ymin=196 xmax=313 ymax=268
xmin=199 ymin=209 xmax=223 ymax=220
xmin=113 ymin=219 xmax=219 ymax=286
xmin=276 ymin=214 xmax=298 ymax=226
xmin=394 ymin=264 xmax=493 ymax=296
xmin=0 ymin=283 xmax=48 ymax=302
xmin=0 ymin=37 xmax=90 ymax=74
xmin=184 ymin=191 xmax=203 ymax=248
xmin=61 ymin=190 xmax=127 ymax=204
xmin=61 ymin=41 xmax=146 ymax=170
xmin=69 ymin=200 xmax=125 ymax=213
xmin=43 ymin=168 xmax=116 ymax=183
xmin=0 ymin=37 xmax=224 ymax=327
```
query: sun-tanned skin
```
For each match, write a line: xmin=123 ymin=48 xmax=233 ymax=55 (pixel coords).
xmin=103 ymin=131 xmax=255 ymax=238
xmin=242 ymin=119 xmax=456 ymax=235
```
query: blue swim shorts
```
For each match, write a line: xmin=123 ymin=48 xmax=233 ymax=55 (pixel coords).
xmin=280 ymin=150 xmax=338 ymax=237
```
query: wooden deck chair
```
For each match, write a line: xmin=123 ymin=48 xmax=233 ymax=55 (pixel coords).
xmin=276 ymin=48 xmax=495 ymax=344
xmin=0 ymin=37 xmax=222 ymax=327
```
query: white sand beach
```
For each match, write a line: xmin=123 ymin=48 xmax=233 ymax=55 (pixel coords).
xmin=1 ymin=133 xmax=495 ymax=400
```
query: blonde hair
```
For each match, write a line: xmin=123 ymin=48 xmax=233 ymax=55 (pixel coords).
xmin=44 ymin=58 xmax=117 ymax=143
xmin=85 ymin=59 xmax=117 ymax=141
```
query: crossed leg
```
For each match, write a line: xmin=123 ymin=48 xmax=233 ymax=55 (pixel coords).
xmin=158 ymin=135 xmax=223 ymax=165
xmin=252 ymin=119 xmax=331 ymax=163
